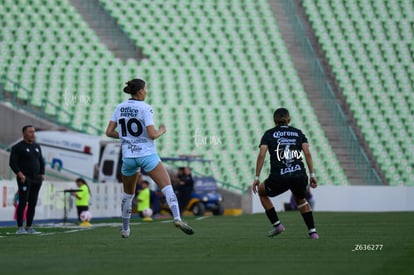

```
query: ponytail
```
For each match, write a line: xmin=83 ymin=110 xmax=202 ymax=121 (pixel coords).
xmin=123 ymin=79 xmax=146 ymax=95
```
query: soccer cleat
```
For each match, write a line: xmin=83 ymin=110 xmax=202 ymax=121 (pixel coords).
xmin=174 ymin=220 xmax=194 ymax=235
xmin=120 ymin=229 xmax=130 ymax=238
xmin=268 ymin=224 xmax=285 ymax=237
xmin=16 ymin=227 xmax=28 ymax=234
xmin=26 ymin=228 xmax=40 ymax=234
xmin=309 ymin=232 xmax=319 ymax=239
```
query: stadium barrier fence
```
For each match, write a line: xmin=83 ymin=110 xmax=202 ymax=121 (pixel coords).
xmin=0 ymin=75 xmax=103 ymax=136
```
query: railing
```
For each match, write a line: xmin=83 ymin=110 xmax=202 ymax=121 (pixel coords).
xmin=282 ymin=0 xmax=383 ymax=185
xmin=0 ymin=75 xmax=103 ymax=136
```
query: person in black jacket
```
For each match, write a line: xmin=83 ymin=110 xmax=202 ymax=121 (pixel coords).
xmin=9 ymin=125 xmax=45 ymax=234
xmin=175 ymin=167 xmax=194 ymax=213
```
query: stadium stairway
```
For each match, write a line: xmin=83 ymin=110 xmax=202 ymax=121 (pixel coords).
xmin=69 ymin=0 xmax=143 ymax=62
xmin=0 ymin=102 xmax=64 ymax=179
xmin=268 ymin=0 xmax=378 ymax=185
xmin=0 ymin=102 xmax=61 ymax=146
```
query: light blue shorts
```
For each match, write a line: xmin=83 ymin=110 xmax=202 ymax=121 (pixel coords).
xmin=121 ymin=153 xmax=160 ymax=176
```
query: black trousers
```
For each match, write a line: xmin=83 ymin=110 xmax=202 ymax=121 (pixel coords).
xmin=17 ymin=177 xmax=42 ymax=227
xmin=77 ymin=206 xmax=89 ymax=221
xmin=176 ymin=188 xmax=193 ymax=212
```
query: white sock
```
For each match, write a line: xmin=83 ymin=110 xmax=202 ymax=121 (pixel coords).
xmin=161 ymin=185 xmax=181 ymax=221
xmin=121 ymin=193 xmax=134 ymax=231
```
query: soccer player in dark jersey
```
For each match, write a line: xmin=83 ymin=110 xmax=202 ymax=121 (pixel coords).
xmin=252 ymin=108 xmax=319 ymax=239
xmin=9 ymin=125 xmax=45 ymax=234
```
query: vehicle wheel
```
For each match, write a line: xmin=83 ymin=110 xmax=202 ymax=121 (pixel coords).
xmin=212 ymin=203 xmax=224 ymax=215
xmin=192 ymin=202 xmax=205 ymax=216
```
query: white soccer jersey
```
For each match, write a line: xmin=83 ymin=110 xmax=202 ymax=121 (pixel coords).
xmin=110 ymin=99 xmax=156 ymax=158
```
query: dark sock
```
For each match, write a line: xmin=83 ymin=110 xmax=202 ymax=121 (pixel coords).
xmin=265 ymin=207 xmax=280 ymax=226
xmin=301 ymin=211 xmax=316 ymax=232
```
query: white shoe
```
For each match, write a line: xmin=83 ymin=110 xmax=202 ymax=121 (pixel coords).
xmin=120 ymin=229 xmax=130 ymax=238
xmin=26 ymin=228 xmax=40 ymax=234
xmin=174 ymin=220 xmax=194 ymax=235
xmin=16 ymin=227 xmax=28 ymax=234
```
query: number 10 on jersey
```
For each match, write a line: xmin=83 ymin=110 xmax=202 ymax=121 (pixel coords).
xmin=118 ymin=118 xmax=143 ymax=137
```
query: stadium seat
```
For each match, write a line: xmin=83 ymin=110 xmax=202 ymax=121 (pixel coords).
xmin=303 ymin=0 xmax=414 ymax=185
xmin=0 ymin=0 xmax=351 ymax=189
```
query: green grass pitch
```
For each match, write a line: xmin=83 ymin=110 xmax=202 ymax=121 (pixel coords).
xmin=1 ymin=212 xmax=413 ymax=275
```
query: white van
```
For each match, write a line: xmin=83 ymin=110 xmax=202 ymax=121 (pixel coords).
xmin=34 ymin=131 xmax=122 ymax=183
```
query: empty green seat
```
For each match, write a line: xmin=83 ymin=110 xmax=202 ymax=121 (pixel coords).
xmin=303 ymin=0 xmax=414 ymax=186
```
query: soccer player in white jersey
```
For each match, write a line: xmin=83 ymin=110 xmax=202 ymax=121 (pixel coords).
xmin=106 ymin=79 xmax=194 ymax=238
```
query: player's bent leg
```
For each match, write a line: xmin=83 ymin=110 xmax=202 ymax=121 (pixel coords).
xmin=257 ymin=183 xmax=285 ymax=237
xmin=258 ymin=183 xmax=274 ymax=210
xmin=148 ymin=163 xmax=180 ymax=219
xmin=148 ymin=162 xmax=194 ymax=235
xmin=259 ymin=194 xmax=274 ymax=211
xmin=294 ymin=198 xmax=312 ymax=213
xmin=294 ymin=197 xmax=319 ymax=239
xmin=147 ymin=162 xmax=170 ymax=189
xmin=120 ymin=173 xmax=139 ymax=238
xmin=122 ymin=173 xmax=139 ymax=194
